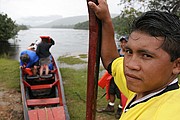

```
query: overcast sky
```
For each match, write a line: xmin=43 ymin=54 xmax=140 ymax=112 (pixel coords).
xmin=0 ymin=0 xmax=121 ymax=20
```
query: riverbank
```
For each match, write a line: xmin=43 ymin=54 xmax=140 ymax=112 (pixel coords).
xmin=0 ymin=56 xmax=117 ymax=120
xmin=58 ymin=54 xmax=118 ymax=120
xmin=0 ymin=58 xmax=23 ymax=120
xmin=1 ymin=56 xmax=179 ymax=120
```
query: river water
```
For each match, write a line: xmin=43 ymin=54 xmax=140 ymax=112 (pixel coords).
xmin=7 ymin=28 xmax=89 ymax=60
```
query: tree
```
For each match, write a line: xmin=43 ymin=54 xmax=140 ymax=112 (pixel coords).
xmin=148 ymin=0 xmax=180 ymax=16
xmin=119 ymin=0 xmax=180 ymax=16
xmin=114 ymin=0 xmax=180 ymax=36
xmin=0 ymin=13 xmax=18 ymax=41
xmin=113 ymin=8 xmax=142 ymax=37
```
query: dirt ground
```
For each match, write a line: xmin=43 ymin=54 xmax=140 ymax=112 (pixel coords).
xmin=0 ymin=86 xmax=23 ymax=120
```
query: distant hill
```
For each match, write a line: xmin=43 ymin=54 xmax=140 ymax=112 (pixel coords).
xmin=34 ymin=14 xmax=119 ymax=28
xmin=16 ymin=15 xmax=63 ymax=27
xmin=74 ymin=14 xmax=119 ymax=30
xmin=34 ymin=15 xmax=89 ymax=28
xmin=16 ymin=14 xmax=119 ymax=28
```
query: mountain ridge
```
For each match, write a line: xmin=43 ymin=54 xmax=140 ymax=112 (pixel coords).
xmin=35 ymin=15 xmax=89 ymax=28
xmin=16 ymin=14 xmax=118 ymax=28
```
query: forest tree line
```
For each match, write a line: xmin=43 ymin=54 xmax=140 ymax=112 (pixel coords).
xmin=1 ymin=0 xmax=179 ymax=41
xmin=74 ymin=0 xmax=180 ymax=38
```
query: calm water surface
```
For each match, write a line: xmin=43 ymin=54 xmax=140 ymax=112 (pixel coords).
xmin=8 ymin=28 xmax=89 ymax=60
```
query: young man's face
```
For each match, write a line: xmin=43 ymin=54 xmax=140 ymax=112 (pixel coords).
xmin=124 ymin=31 xmax=177 ymax=96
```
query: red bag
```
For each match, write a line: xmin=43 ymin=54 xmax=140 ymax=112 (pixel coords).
xmin=23 ymin=68 xmax=33 ymax=76
xmin=98 ymin=71 xmax=112 ymax=100
xmin=98 ymin=71 xmax=112 ymax=88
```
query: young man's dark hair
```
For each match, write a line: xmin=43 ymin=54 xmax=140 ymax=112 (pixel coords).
xmin=131 ymin=11 xmax=180 ymax=61
xmin=20 ymin=54 xmax=30 ymax=63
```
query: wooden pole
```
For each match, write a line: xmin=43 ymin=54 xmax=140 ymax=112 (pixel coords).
xmin=86 ymin=0 xmax=102 ymax=120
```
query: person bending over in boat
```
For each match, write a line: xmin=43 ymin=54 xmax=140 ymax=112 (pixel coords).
xmin=20 ymin=49 xmax=39 ymax=76
xmin=36 ymin=36 xmax=55 ymax=77
xmin=88 ymin=0 xmax=180 ymax=119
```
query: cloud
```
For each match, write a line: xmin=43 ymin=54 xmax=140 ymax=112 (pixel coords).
xmin=0 ymin=0 xmax=120 ymax=20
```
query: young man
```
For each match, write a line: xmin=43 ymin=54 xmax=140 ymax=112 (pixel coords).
xmin=88 ymin=0 xmax=180 ymax=119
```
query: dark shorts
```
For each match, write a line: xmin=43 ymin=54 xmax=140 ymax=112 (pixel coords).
xmin=109 ymin=78 xmax=120 ymax=99
xmin=30 ymin=61 xmax=39 ymax=68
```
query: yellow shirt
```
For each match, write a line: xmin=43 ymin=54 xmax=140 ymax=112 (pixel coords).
xmin=112 ymin=57 xmax=180 ymax=120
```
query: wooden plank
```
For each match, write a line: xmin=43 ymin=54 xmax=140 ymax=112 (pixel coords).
xmin=28 ymin=110 xmax=38 ymax=120
xmin=30 ymin=84 xmax=52 ymax=90
xmin=28 ymin=107 xmax=65 ymax=120
xmin=37 ymin=109 xmax=46 ymax=120
xmin=46 ymin=108 xmax=55 ymax=120
xmin=51 ymin=107 xmax=65 ymax=120
xmin=27 ymin=98 xmax=60 ymax=106
xmin=30 ymin=80 xmax=58 ymax=90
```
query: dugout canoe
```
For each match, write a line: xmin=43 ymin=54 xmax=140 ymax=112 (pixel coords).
xmin=20 ymin=56 xmax=69 ymax=120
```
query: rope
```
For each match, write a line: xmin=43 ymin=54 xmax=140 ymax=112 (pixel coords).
xmin=74 ymin=92 xmax=106 ymax=103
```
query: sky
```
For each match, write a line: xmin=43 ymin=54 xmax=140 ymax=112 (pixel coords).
xmin=0 ymin=0 xmax=121 ymax=20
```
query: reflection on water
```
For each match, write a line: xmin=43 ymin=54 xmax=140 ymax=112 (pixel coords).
xmin=1 ymin=28 xmax=89 ymax=60
xmin=0 ymin=40 xmax=19 ymax=59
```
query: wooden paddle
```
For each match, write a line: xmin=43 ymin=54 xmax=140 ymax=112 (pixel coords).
xmin=86 ymin=0 xmax=102 ymax=120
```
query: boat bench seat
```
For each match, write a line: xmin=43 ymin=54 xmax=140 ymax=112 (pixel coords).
xmin=26 ymin=80 xmax=59 ymax=90
xmin=28 ymin=106 xmax=65 ymax=120
xmin=30 ymin=84 xmax=53 ymax=90
xmin=27 ymin=97 xmax=60 ymax=106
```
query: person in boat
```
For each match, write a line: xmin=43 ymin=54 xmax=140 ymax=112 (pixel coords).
xmin=88 ymin=0 xmax=180 ymax=119
xmin=98 ymin=36 xmax=128 ymax=119
xmin=28 ymin=41 xmax=53 ymax=71
xmin=36 ymin=36 xmax=55 ymax=77
xmin=20 ymin=49 xmax=39 ymax=76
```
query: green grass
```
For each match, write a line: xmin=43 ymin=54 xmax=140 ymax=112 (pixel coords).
xmin=1 ymin=57 xmax=179 ymax=119
xmin=60 ymin=68 xmax=87 ymax=119
xmin=60 ymin=67 xmax=118 ymax=120
xmin=0 ymin=58 xmax=20 ymax=89
xmin=58 ymin=55 xmax=87 ymax=65
xmin=79 ymin=54 xmax=87 ymax=59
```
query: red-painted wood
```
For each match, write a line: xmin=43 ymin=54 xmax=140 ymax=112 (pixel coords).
xmin=28 ymin=107 xmax=65 ymax=120
xmin=27 ymin=98 xmax=60 ymax=106
xmin=86 ymin=0 xmax=102 ymax=120
xmin=51 ymin=107 xmax=65 ymax=120
xmin=46 ymin=108 xmax=54 ymax=120
xmin=30 ymin=84 xmax=52 ymax=90
xmin=30 ymin=80 xmax=59 ymax=90
xmin=28 ymin=110 xmax=38 ymax=120
xmin=56 ymin=80 xmax=63 ymax=106
xmin=37 ymin=109 xmax=46 ymax=120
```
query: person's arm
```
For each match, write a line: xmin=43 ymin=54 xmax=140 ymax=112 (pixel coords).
xmin=88 ymin=0 xmax=119 ymax=69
